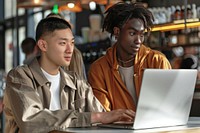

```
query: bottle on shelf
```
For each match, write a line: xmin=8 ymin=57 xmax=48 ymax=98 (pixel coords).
xmin=168 ymin=30 xmax=178 ymax=46
xmin=192 ymin=4 xmax=197 ymax=19
xmin=187 ymin=4 xmax=193 ymax=19
xmin=166 ymin=7 xmax=172 ymax=22
xmin=174 ymin=5 xmax=181 ymax=20
xmin=180 ymin=5 xmax=185 ymax=20
xmin=178 ymin=29 xmax=187 ymax=45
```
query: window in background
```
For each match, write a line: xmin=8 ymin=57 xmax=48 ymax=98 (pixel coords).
xmin=5 ymin=29 xmax=13 ymax=73
xmin=18 ymin=8 xmax=25 ymax=16
xmin=4 ymin=0 xmax=16 ymax=19
xmin=19 ymin=27 xmax=26 ymax=65
xmin=33 ymin=7 xmax=43 ymax=31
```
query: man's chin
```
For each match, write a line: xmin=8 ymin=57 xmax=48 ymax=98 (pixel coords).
xmin=62 ymin=62 xmax=70 ymax=67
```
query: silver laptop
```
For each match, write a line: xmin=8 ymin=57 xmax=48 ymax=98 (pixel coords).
xmin=98 ymin=69 xmax=198 ymax=130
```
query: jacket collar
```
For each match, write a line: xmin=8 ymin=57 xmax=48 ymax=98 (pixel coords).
xmin=29 ymin=57 xmax=77 ymax=90
xmin=29 ymin=57 xmax=49 ymax=87
xmin=105 ymin=44 xmax=151 ymax=70
xmin=60 ymin=69 xmax=77 ymax=90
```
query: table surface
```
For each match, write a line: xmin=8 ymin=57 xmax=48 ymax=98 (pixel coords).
xmin=50 ymin=127 xmax=200 ymax=133
xmin=49 ymin=117 xmax=200 ymax=133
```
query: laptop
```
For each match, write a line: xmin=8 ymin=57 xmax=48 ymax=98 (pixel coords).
xmin=98 ymin=69 xmax=198 ymax=130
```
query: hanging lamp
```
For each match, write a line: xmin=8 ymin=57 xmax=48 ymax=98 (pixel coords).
xmin=59 ymin=1 xmax=82 ymax=12
xmin=17 ymin=0 xmax=55 ymax=8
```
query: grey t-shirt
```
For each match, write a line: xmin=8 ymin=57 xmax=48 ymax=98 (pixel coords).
xmin=119 ymin=66 xmax=137 ymax=104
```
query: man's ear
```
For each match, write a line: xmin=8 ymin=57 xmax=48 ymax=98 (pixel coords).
xmin=113 ymin=27 xmax=120 ymax=40
xmin=37 ymin=39 xmax=47 ymax=52
xmin=113 ymin=27 xmax=120 ymax=36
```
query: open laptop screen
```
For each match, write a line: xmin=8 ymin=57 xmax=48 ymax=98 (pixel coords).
xmin=98 ymin=69 xmax=197 ymax=130
xmin=134 ymin=69 xmax=197 ymax=129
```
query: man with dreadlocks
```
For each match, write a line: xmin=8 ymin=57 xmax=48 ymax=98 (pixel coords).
xmin=88 ymin=2 xmax=171 ymax=112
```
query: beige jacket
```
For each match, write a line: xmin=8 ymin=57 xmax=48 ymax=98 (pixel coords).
xmin=3 ymin=57 xmax=104 ymax=133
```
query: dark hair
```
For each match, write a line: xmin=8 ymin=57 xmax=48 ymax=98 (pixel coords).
xmin=46 ymin=12 xmax=64 ymax=19
xmin=102 ymin=2 xmax=154 ymax=37
xmin=35 ymin=17 xmax=72 ymax=41
xmin=21 ymin=37 xmax=36 ymax=54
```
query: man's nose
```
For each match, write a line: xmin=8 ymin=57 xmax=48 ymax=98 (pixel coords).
xmin=135 ymin=35 xmax=143 ymax=43
xmin=65 ymin=43 xmax=73 ymax=53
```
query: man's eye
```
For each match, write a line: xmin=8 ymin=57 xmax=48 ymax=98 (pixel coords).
xmin=71 ymin=41 xmax=75 ymax=45
xmin=140 ymin=33 xmax=145 ymax=37
xmin=130 ymin=32 xmax=135 ymax=36
xmin=59 ymin=42 xmax=66 ymax=45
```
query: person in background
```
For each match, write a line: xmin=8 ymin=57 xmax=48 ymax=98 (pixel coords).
xmin=46 ymin=12 xmax=87 ymax=80
xmin=3 ymin=17 xmax=134 ymax=133
xmin=21 ymin=37 xmax=38 ymax=64
xmin=88 ymin=2 xmax=171 ymax=112
xmin=180 ymin=46 xmax=198 ymax=69
xmin=180 ymin=46 xmax=200 ymax=79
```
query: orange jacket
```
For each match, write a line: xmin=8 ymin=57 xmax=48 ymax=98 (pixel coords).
xmin=88 ymin=44 xmax=171 ymax=111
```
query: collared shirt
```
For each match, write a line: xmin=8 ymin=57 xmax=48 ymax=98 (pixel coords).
xmin=3 ymin=57 xmax=105 ymax=133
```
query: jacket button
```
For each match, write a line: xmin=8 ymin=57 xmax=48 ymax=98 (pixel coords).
xmin=46 ymin=82 xmax=51 ymax=87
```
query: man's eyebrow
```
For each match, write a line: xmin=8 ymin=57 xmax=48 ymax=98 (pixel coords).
xmin=59 ymin=37 xmax=75 ymax=41
xmin=128 ymin=27 xmax=145 ymax=32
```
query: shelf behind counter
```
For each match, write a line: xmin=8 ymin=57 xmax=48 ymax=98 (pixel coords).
xmin=76 ymin=38 xmax=112 ymax=74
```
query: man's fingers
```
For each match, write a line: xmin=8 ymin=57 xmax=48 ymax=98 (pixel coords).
xmin=118 ymin=109 xmax=135 ymax=121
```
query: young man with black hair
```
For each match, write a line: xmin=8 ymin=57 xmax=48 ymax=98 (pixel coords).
xmin=3 ymin=17 xmax=134 ymax=133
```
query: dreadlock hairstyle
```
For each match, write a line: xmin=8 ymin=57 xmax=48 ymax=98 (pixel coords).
xmin=102 ymin=2 xmax=154 ymax=37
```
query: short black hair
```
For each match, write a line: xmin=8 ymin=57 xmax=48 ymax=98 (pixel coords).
xmin=46 ymin=12 xmax=64 ymax=19
xmin=102 ymin=2 xmax=154 ymax=37
xmin=35 ymin=17 xmax=72 ymax=42
xmin=21 ymin=37 xmax=36 ymax=55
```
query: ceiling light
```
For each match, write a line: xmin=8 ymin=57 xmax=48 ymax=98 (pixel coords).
xmin=34 ymin=0 xmax=40 ymax=4
xmin=59 ymin=2 xmax=82 ymax=12
xmin=67 ymin=3 xmax=75 ymax=8
xmin=89 ymin=1 xmax=96 ymax=10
